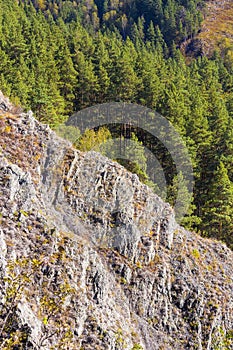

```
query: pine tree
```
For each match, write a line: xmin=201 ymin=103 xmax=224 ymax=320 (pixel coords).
xmin=55 ymin=41 xmax=77 ymax=115
xmin=136 ymin=16 xmax=145 ymax=42
xmin=201 ymin=161 xmax=233 ymax=247
xmin=154 ymin=26 xmax=167 ymax=55
xmin=92 ymin=33 xmax=111 ymax=103
xmin=116 ymin=133 xmax=149 ymax=183
xmin=167 ymin=170 xmax=200 ymax=229
xmin=106 ymin=36 xmax=138 ymax=101
xmin=0 ymin=48 xmax=12 ymax=96
xmin=162 ymin=0 xmax=176 ymax=45
xmin=135 ymin=48 xmax=161 ymax=108
xmin=146 ymin=21 xmax=156 ymax=44
xmin=74 ymin=51 xmax=99 ymax=109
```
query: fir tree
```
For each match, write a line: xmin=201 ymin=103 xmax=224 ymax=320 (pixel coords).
xmin=201 ymin=162 xmax=233 ymax=247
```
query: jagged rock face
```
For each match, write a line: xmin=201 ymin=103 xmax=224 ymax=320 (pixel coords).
xmin=0 ymin=102 xmax=233 ymax=349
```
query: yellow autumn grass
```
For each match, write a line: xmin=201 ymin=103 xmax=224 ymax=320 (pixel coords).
xmin=198 ymin=0 xmax=233 ymax=57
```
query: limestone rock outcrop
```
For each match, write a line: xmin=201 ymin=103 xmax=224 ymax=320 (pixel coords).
xmin=0 ymin=98 xmax=232 ymax=349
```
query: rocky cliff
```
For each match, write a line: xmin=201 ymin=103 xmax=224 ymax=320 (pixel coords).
xmin=0 ymin=95 xmax=233 ymax=349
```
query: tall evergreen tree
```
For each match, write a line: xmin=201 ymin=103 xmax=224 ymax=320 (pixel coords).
xmin=201 ymin=162 xmax=233 ymax=247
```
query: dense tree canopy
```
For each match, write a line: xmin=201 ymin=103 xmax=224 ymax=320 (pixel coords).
xmin=0 ymin=0 xmax=233 ymax=248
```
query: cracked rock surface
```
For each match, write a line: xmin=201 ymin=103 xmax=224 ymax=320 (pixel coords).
xmin=0 ymin=98 xmax=233 ymax=349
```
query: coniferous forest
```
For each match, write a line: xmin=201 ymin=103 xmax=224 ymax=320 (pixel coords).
xmin=0 ymin=0 xmax=233 ymax=248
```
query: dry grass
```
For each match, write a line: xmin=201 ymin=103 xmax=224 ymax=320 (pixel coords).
xmin=198 ymin=0 xmax=233 ymax=55
xmin=0 ymin=113 xmax=42 ymax=183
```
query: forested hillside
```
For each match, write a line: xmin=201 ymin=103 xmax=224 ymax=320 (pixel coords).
xmin=0 ymin=0 xmax=233 ymax=248
xmin=27 ymin=0 xmax=204 ymax=44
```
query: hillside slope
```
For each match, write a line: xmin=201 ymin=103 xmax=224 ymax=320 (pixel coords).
xmin=0 ymin=94 xmax=233 ymax=349
xmin=184 ymin=0 xmax=233 ymax=58
xmin=201 ymin=0 xmax=233 ymax=53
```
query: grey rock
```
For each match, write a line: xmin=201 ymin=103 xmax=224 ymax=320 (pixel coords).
xmin=0 ymin=103 xmax=232 ymax=349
